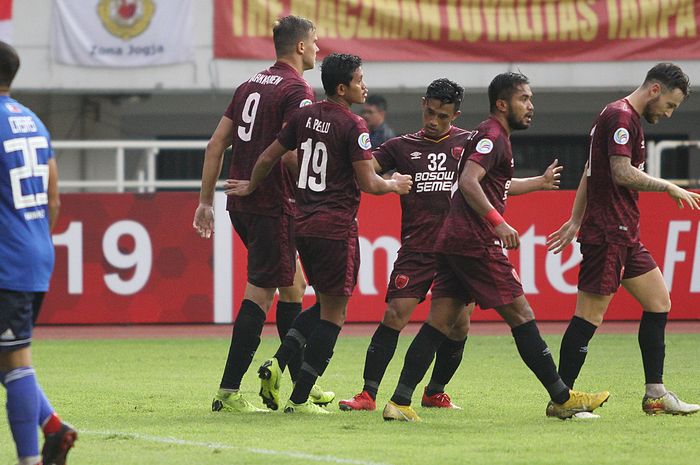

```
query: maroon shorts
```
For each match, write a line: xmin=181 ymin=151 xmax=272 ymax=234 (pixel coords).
xmin=229 ymin=211 xmax=296 ymax=288
xmin=432 ymin=249 xmax=522 ymax=309
xmin=296 ymin=235 xmax=360 ymax=297
xmin=578 ymin=242 xmax=657 ymax=295
xmin=385 ymin=249 xmax=436 ymax=303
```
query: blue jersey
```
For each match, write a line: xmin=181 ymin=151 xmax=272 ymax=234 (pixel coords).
xmin=0 ymin=96 xmax=55 ymax=292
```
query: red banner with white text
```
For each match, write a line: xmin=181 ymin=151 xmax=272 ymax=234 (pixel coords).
xmin=213 ymin=0 xmax=700 ymax=62
xmin=39 ymin=192 xmax=700 ymax=324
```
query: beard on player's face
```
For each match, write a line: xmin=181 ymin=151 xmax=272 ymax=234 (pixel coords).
xmin=507 ymin=108 xmax=531 ymax=130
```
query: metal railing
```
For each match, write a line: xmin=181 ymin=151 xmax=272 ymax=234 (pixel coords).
xmin=53 ymin=140 xmax=211 ymax=192
xmin=52 ymin=139 xmax=697 ymax=192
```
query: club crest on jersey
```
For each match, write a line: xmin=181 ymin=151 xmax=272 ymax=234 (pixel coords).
xmin=410 ymin=151 xmax=421 ymax=160
xmin=451 ymin=147 xmax=464 ymax=160
xmin=299 ymin=99 xmax=312 ymax=107
xmin=476 ymin=139 xmax=493 ymax=154
xmin=4 ymin=102 xmax=21 ymax=113
xmin=358 ymin=132 xmax=372 ymax=150
xmin=394 ymin=274 xmax=409 ymax=289
xmin=97 ymin=0 xmax=155 ymax=40
xmin=613 ymin=128 xmax=629 ymax=145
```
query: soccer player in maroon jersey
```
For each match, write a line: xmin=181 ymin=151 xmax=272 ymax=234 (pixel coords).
xmin=192 ymin=16 xmax=331 ymax=413
xmin=382 ymin=72 xmax=610 ymax=422
xmin=339 ymin=78 xmax=564 ymax=412
xmin=226 ymin=53 xmax=412 ymax=414
xmin=547 ymin=63 xmax=700 ymax=416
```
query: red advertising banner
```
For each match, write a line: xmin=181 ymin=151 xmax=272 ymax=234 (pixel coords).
xmin=40 ymin=193 xmax=213 ymax=324
xmin=40 ymin=191 xmax=700 ymax=325
xmin=214 ymin=0 xmax=700 ymax=62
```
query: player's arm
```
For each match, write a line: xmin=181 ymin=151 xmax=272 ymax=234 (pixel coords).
xmin=459 ymin=160 xmax=519 ymax=249
xmin=224 ymin=140 xmax=289 ymax=196
xmin=610 ymin=155 xmax=700 ymax=209
xmin=509 ymin=158 xmax=562 ymax=195
xmin=371 ymin=156 xmax=383 ymax=174
xmin=282 ymin=151 xmax=299 ymax=178
xmin=193 ymin=116 xmax=233 ymax=239
xmin=353 ymin=159 xmax=412 ymax=195
xmin=546 ymin=167 xmax=588 ymax=254
xmin=47 ymin=158 xmax=60 ymax=232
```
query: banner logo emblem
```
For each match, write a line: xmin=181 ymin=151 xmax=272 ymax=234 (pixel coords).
xmin=97 ymin=0 xmax=156 ymax=40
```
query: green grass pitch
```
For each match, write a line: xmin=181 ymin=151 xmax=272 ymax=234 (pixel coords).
xmin=1 ymin=332 xmax=699 ymax=465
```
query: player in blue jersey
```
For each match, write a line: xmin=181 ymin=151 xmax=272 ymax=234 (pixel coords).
xmin=0 ymin=41 xmax=77 ymax=465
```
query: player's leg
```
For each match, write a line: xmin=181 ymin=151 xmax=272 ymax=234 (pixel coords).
xmin=622 ymin=256 xmax=699 ymax=415
xmin=557 ymin=243 xmax=624 ymax=389
xmin=28 ymin=293 xmax=77 ymax=465
xmin=384 ymin=297 xmax=464 ymax=421
xmin=422 ymin=303 xmax=473 ymax=409
xmin=276 ymin=258 xmax=306 ymax=381
xmin=341 ymin=250 xmax=434 ymax=411
xmin=1 ymin=290 xmax=41 ymax=465
xmin=214 ymin=213 xmax=290 ymax=413
xmin=284 ymin=293 xmax=348 ymax=414
xmin=494 ymin=296 xmax=610 ymax=419
xmin=557 ymin=291 xmax=613 ymax=389
xmin=339 ymin=297 xmax=419 ymax=412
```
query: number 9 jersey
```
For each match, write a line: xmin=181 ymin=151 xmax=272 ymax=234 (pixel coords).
xmin=0 ymin=96 xmax=55 ymax=292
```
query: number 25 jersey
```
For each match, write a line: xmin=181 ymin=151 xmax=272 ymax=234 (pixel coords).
xmin=0 ymin=96 xmax=55 ymax=292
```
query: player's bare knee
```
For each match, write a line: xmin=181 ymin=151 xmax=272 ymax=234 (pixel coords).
xmin=643 ymin=295 xmax=671 ymax=313
xmin=382 ymin=306 xmax=411 ymax=331
xmin=448 ymin=321 xmax=469 ymax=340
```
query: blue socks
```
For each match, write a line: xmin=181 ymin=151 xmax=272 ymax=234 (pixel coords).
xmin=5 ymin=367 xmax=40 ymax=459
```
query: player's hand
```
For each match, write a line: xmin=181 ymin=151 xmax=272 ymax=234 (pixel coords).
xmin=224 ymin=179 xmax=253 ymax=197
xmin=495 ymin=222 xmax=519 ymax=249
xmin=193 ymin=203 xmax=214 ymax=239
xmin=541 ymin=158 xmax=562 ymax=190
xmin=546 ymin=219 xmax=580 ymax=254
xmin=667 ymin=184 xmax=700 ymax=210
xmin=391 ymin=172 xmax=413 ymax=195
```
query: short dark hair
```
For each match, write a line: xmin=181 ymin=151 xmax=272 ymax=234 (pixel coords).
xmin=488 ymin=72 xmax=529 ymax=113
xmin=321 ymin=53 xmax=362 ymax=97
xmin=644 ymin=63 xmax=690 ymax=97
xmin=0 ymin=41 xmax=19 ymax=88
xmin=425 ymin=78 xmax=465 ymax=112
xmin=272 ymin=15 xmax=315 ymax=58
xmin=365 ymin=95 xmax=388 ymax=112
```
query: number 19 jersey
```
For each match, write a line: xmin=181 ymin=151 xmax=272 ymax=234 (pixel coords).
xmin=0 ymin=96 xmax=55 ymax=292
xmin=278 ymin=100 xmax=373 ymax=239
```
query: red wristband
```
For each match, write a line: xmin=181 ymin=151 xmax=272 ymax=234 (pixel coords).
xmin=484 ymin=208 xmax=505 ymax=227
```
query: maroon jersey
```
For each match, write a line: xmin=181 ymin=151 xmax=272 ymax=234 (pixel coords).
xmin=225 ymin=62 xmax=314 ymax=217
xmin=278 ymin=100 xmax=373 ymax=239
xmin=579 ymin=99 xmax=645 ymax=245
xmin=436 ymin=116 xmax=514 ymax=256
xmin=374 ymin=126 xmax=475 ymax=252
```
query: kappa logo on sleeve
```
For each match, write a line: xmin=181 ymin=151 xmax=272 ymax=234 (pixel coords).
xmin=358 ymin=132 xmax=372 ymax=150
xmin=613 ymin=128 xmax=629 ymax=145
xmin=475 ymin=139 xmax=493 ymax=154
xmin=299 ymin=99 xmax=313 ymax=107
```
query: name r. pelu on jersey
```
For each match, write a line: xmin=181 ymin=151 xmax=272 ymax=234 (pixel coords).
xmin=305 ymin=117 xmax=330 ymax=134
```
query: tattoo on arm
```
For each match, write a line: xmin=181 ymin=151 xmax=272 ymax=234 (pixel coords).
xmin=610 ymin=157 xmax=669 ymax=192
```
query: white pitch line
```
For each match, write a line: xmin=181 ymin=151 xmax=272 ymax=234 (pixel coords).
xmin=83 ymin=430 xmax=393 ymax=465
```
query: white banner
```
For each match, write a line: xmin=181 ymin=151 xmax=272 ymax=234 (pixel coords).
xmin=0 ymin=0 xmax=12 ymax=44
xmin=51 ymin=0 xmax=193 ymax=67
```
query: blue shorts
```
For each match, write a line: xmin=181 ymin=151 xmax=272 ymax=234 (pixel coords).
xmin=0 ymin=289 xmax=44 ymax=352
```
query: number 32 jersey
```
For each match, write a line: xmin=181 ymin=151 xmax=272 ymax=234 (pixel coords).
xmin=278 ymin=100 xmax=373 ymax=239
xmin=0 ymin=96 xmax=55 ymax=292
xmin=373 ymin=126 xmax=474 ymax=253
xmin=224 ymin=61 xmax=314 ymax=217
